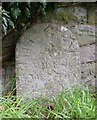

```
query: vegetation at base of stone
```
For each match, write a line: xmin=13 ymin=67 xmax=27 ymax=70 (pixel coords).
xmin=0 ymin=86 xmax=96 ymax=119
xmin=2 ymin=2 xmax=47 ymax=34
xmin=3 ymin=77 xmax=17 ymax=96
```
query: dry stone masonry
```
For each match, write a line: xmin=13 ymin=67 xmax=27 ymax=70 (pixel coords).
xmin=16 ymin=23 xmax=81 ymax=99
xmin=70 ymin=25 xmax=96 ymax=88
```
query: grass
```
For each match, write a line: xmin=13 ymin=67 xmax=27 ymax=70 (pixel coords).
xmin=0 ymin=85 xmax=96 ymax=119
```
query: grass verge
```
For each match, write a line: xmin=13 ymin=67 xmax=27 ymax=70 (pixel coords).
xmin=0 ymin=85 xmax=96 ymax=119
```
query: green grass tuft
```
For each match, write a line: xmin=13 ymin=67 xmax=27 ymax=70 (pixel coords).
xmin=0 ymin=86 xmax=96 ymax=119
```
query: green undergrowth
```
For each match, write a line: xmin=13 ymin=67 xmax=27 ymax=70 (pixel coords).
xmin=0 ymin=85 xmax=96 ymax=119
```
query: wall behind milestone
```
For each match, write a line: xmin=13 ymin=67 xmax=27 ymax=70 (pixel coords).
xmin=1 ymin=3 xmax=96 ymax=94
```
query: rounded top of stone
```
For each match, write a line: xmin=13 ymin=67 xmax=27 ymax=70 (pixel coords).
xmin=20 ymin=23 xmax=76 ymax=40
xmin=16 ymin=23 xmax=80 ymax=99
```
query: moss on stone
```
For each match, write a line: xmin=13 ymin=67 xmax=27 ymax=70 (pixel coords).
xmin=62 ymin=8 xmax=78 ymax=23
xmin=87 ymin=5 xmax=96 ymax=25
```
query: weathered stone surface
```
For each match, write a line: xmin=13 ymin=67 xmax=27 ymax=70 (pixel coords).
xmin=16 ymin=23 xmax=81 ymax=99
xmin=70 ymin=25 xmax=96 ymax=88
xmin=80 ymin=44 xmax=95 ymax=63
xmin=81 ymin=62 xmax=95 ymax=79
xmin=41 ymin=6 xmax=87 ymax=25
xmin=81 ymin=75 xmax=95 ymax=91
xmin=73 ymin=6 xmax=87 ymax=24
xmin=81 ymin=62 xmax=96 ymax=87
xmin=71 ymin=25 xmax=96 ymax=46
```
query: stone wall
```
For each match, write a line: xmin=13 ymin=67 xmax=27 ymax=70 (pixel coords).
xmin=1 ymin=3 xmax=96 ymax=95
xmin=70 ymin=25 xmax=96 ymax=88
xmin=40 ymin=3 xmax=96 ymax=89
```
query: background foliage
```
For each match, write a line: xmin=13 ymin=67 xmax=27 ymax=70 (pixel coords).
xmin=2 ymin=2 xmax=47 ymax=34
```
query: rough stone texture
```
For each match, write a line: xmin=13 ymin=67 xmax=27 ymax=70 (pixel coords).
xmin=71 ymin=25 xmax=96 ymax=46
xmin=81 ymin=62 xmax=95 ymax=79
xmin=81 ymin=62 xmax=95 ymax=86
xmin=16 ymin=23 xmax=81 ymax=99
xmin=41 ymin=6 xmax=87 ymax=25
xmin=80 ymin=44 xmax=95 ymax=63
xmin=70 ymin=25 xmax=96 ymax=88
xmin=73 ymin=6 xmax=87 ymax=24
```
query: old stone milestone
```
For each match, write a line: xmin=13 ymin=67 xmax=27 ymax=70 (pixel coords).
xmin=16 ymin=23 xmax=81 ymax=99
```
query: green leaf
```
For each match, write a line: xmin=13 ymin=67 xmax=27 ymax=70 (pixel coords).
xmin=24 ymin=7 xmax=30 ymax=18
xmin=29 ymin=3 xmax=36 ymax=17
xmin=2 ymin=17 xmax=8 ymax=27
xmin=11 ymin=6 xmax=21 ymax=19
xmin=40 ymin=6 xmax=46 ymax=16
xmin=2 ymin=23 xmax=7 ymax=35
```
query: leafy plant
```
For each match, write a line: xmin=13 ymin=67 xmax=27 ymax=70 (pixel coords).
xmin=2 ymin=2 xmax=47 ymax=34
xmin=0 ymin=86 xmax=96 ymax=119
xmin=2 ymin=9 xmax=14 ymax=34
